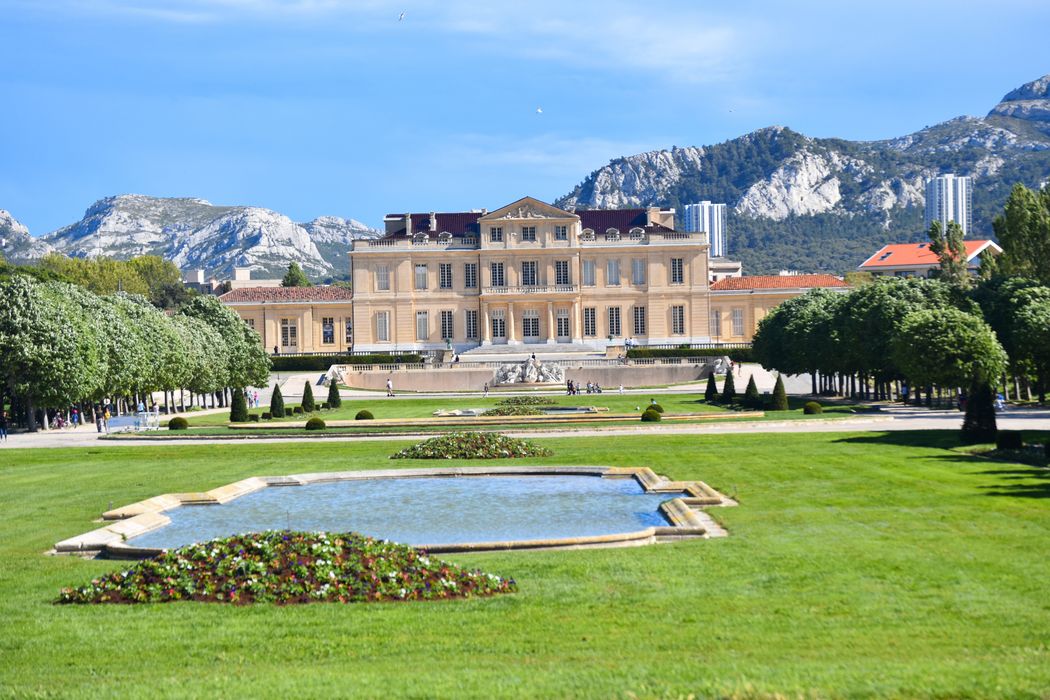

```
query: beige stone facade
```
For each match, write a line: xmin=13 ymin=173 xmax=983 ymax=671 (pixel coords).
xmin=350 ymin=197 xmax=713 ymax=351
xmin=218 ymin=287 xmax=355 ymax=354
xmin=708 ymin=274 xmax=849 ymax=342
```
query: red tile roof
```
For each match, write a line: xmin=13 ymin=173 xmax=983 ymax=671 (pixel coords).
xmin=710 ymin=274 xmax=848 ymax=291
xmin=859 ymin=240 xmax=1000 ymax=269
xmin=577 ymin=208 xmax=675 ymax=233
xmin=382 ymin=206 xmax=677 ymax=238
xmin=219 ymin=286 xmax=354 ymax=303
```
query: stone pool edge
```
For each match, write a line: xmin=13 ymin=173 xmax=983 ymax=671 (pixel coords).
xmin=53 ymin=466 xmax=735 ymax=558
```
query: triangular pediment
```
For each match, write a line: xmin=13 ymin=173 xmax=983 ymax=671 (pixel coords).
xmin=480 ymin=196 xmax=578 ymax=222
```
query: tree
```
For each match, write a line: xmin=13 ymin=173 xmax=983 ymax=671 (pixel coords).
xmin=1014 ymin=297 xmax=1050 ymax=402
xmin=229 ymin=387 xmax=248 ymax=422
xmin=704 ymin=373 xmax=718 ymax=402
xmin=742 ymin=374 xmax=761 ymax=409
xmin=994 ymin=183 xmax=1050 ymax=285
xmin=720 ymin=368 xmax=736 ymax=404
xmin=927 ymin=220 xmax=970 ymax=288
xmin=179 ymin=295 xmax=270 ymax=389
xmin=301 ymin=381 xmax=316 ymax=412
xmin=327 ymin=377 xmax=342 ymax=408
xmin=281 ymin=262 xmax=312 ymax=288
xmin=771 ymin=374 xmax=789 ymax=411
xmin=126 ymin=256 xmax=187 ymax=308
xmin=270 ymin=383 xmax=285 ymax=418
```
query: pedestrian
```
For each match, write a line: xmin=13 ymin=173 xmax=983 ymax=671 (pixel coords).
xmin=0 ymin=409 xmax=8 ymax=442
xmin=618 ymin=384 xmax=624 ymax=395
xmin=102 ymin=406 xmax=111 ymax=434
xmin=253 ymin=391 xmax=259 ymax=408
xmin=483 ymin=382 xmax=489 ymax=398
xmin=386 ymin=378 xmax=394 ymax=397
xmin=71 ymin=407 xmax=79 ymax=428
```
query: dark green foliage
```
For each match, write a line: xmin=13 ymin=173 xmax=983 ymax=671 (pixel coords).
xmin=742 ymin=375 xmax=761 ymax=409
xmin=720 ymin=370 xmax=736 ymax=404
xmin=994 ymin=183 xmax=1050 ymax=284
xmin=229 ymin=388 xmax=248 ymax=422
xmin=803 ymin=401 xmax=823 ymax=415
xmin=355 ymin=410 xmax=373 ymax=420
xmin=280 ymin=262 xmax=312 ymax=288
xmin=301 ymin=382 xmax=315 ymax=413
xmin=327 ymin=379 xmax=342 ymax=408
xmin=248 ymin=414 xmax=260 ymax=422
xmin=927 ymin=220 xmax=970 ymax=287
xmin=705 ymin=373 xmax=718 ymax=402
xmin=627 ymin=347 xmax=753 ymax=363
xmin=269 ymin=384 xmax=285 ymax=418
xmin=962 ymin=382 xmax=998 ymax=444
xmin=391 ymin=431 xmax=551 ymax=459
xmin=996 ymin=431 xmax=1023 ymax=450
xmin=648 ymin=403 xmax=665 ymax=413
xmin=293 ymin=406 xmax=304 ymax=415
xmin=167 ymin=416 xmax=188 ymax=430
xmin=320 ymin=403 xmax=329 ymax=410
xmin=772 ymin=375 xmax=789 ymax=411
xmin=641 ymin=408 xmax=662 ymax=422
xmin=304 ymin=417 xmax=326 ymax=431
xmin=269 ymin=353 xmax=423 ymax=372
xmin=261 ymin=412 xmax=272 ymax=420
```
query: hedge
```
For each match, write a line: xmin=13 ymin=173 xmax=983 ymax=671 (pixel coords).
xmin=626 ymin=347 xmax=754 ymax=363
xmin=269 ymin=353 xmax=424 ymax=372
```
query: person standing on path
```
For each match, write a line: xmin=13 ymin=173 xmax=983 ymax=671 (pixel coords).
xmin=0 ymin=409 xmax=8 ymax=441
xmin=386 ymin=378 xmax=394 ymax=397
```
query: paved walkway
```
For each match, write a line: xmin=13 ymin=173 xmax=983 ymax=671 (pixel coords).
xmin=4 ymin=406 xmax=1049 ymax=450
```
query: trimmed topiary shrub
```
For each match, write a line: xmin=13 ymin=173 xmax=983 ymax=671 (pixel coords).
xmin=305 ymin=417 xmax=326 ymax=431
xmin=720 ymin=369 xmax=736 ymax=404
xmin=355 ymin=410 xmax=374 ymax=420
xmin=647 ymin=402 xmax=664 ymax=413
xmin=57 ymin=531 xmax=516 ymax=605
xmin=641 ymin=408 xmax=662 ymax=422
xmin=705 ymin=373 xmax=718 ymax=403
xmin=996 ymin=430 xmax=1023 ymax=450
xmin=771 ymin=374 xmax=789 ymax=411
xmin=167 ymin=416 xmax=189 ymax=431
xmin=261 ymin=412 xmax=272 ymax=420
xmin=248 ymin=414 xmax=260 ymax=422
xmin=803 ymin=401 xmax=823 ymax=415
xmin=229 ymin=387 xmax=248 ymax=422
xmin=327 ymin=378 xmax=342 ymax=408
xmin=391 ymin=432 xmax=551 ymax=459
xmin=270 ymin=384 xmax=285 ymax=418
xmin=301 ymin=381 xmax=316 ymax=412
xmin=742 ymin=375 xmax=761 ymax=409
xmin=292 ymin=406 xmax=304 ymax=415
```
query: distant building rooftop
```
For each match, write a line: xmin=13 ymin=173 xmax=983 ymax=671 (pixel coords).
xmin=710 ymin=274 xmax=847 ymax=291
xmin=858 ymin=240 xmax=1001 ymax=270
xmin=219 ymin=286 xmax=354 ymax=303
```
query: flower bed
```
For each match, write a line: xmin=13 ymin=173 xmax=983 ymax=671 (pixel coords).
xmin=496 ymin=396 xmax=556 ymax=407
xmin=484 ymin=405 xmax=543 ymax=417
xmin=390 ymin=431 xmax=552 ymax=460
xmin=57 ymin=531 xmax=516 ymax=605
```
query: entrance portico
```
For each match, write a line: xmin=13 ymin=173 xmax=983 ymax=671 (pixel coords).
xmin=480 ymin=298 xmax=583 ymax=346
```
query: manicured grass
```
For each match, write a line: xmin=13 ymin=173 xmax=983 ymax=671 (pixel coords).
xmin=188 ymin=391 xmax=729 ymax=426
xmin=2 ymin=432 xmax=1049 ymax=696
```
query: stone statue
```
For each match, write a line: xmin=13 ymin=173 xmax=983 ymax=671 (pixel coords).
xmin=494 ymin=357 xmax=565 ymax=384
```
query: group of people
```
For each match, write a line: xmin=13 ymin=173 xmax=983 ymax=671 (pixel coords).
xmin=566 ymin=379 xmax=603 ymax=395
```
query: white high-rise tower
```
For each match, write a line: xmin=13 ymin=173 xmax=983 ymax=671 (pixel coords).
xmin=681 ymin=201 xmax=727 ymax=257
xmin=924 ymin=174 xmax=972 ymax=236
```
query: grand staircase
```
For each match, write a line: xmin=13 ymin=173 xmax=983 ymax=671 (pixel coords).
xmin=457 ymin=342 xmax=606 ymax=363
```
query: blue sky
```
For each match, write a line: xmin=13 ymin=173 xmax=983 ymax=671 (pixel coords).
xmin=2 ymin=0 xmax=1049 ymax=235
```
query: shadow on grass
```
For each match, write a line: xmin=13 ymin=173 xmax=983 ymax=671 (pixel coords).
xmin=831 ymin=430 xmax=966 ymax=450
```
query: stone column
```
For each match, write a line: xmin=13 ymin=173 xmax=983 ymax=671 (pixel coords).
xmin=572 ymin=300 xmax=583 ymax=343
xmin=546 ymin=302 xmax=556 ymax=344
xmin=507 ymin=302 xmax=518 ymax=344
xmin=481 ymin=302 xmax=492 ymax=345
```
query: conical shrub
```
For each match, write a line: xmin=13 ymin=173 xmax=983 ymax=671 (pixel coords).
xmin=720 ymin=369 xmax=736 ymax=404
xmin=743 ymin=375 xmax=761 ymax=409
xmin=772 ymin=374 xmax=789 ymax=411
xmin=229 ymin=387 xmax=248 ymax=422
xmin=327 ymin=378 xmax=342 ymax=408
xmin=270 ymin=384 xmax=285 ymax=418
xmin=705 ymin=373 xmax=718 ymax=403
xmin=302 ymin=381 xmax=316 ymax=413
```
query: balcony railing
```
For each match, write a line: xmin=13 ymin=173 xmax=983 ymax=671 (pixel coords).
xmin=481 ymin=284 xmax=579 ymax=295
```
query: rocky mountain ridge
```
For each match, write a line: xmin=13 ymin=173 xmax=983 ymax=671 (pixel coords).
xmin=3 ymin=195 xmax=380 ymax=278
xmin=558 ymin=74 xmax=1050 ymax=273
xmin=0 ymin=209 xmax=53 ymax=261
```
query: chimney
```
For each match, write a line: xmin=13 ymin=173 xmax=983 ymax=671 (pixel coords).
xmin=429 ymin=212 xmax=437 ymax=232
xmin=187 ymin=269 xmax=205 ymax=284
xmin=234 ymin=266 xmax=252 ymax=282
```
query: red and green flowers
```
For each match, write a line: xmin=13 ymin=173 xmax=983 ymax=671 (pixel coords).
xmin=57 ymin=531 xmax=516 ymax=605
xmin=390 ymin=431 xmax=552 ymax=460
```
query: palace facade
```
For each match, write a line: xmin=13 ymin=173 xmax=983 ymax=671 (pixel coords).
xmin=348 ymin=197 xmax=713 ymax=352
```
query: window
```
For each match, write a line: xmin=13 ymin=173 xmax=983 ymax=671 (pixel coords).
xmin=583 ymin=307 xmax=596 ymax=337
xmin=376 ymin=311 xmax=390 ymax=342
xmin=671 ymin=305 xmax=685 ymax=335
xmin=633 ymin=306 xmax=646 ymax=335
xmin=555 ymin=260 xmax=570 ymax=285
xmin=464 ymin=262 xmax=478 ymax=289
xmin=521 ymin=226 xmax=536 ymax=242
xmin=416 ymin=311 xmax=429 ymax=341
xmin=245 ymin=318 xmax=255 ymax=330
xmin=631 ymin=258 xmax=646 ymax=285
xmin=607 ymin=307 xmax=621 ymax=337
xmin=522 ymin=309 xmax=540 ymax=339
xmin=709 ymin=309 xmax=721 ymax=337
xmin=440 ymin=310 xmax=454 ymax=340
xmin=489 ymin=226 xmax=503 ymax=242
xmin=439 ymin=263 xmax=453 ymax=289
xmin=606 ymin=259 xmax=621 ymax=286
xmin=491 ymin=309 xmax=506 ymax=339
xmin=414 ymin=263 xmax=428 ymax=290
xmin=556 ymin=310 xmax=570 ymax=338
xmin=280 ymin=318 xmax=297 ymax=348
xmin=555 ymin=225 xmax=568 ymax=241
xmin=376 ymin=264 xmax=390 ymax=291
xmin=582 ymin=260 xmax=596 ymax=286
xmin=322 ymin=317 xmax=335 ymax=344
xmin=670 ymin=258 xmax=684 ymax=284
xmin=490 ymin=262 xmax=505 ymax=287
xmin=345 ymin=319 xmax=353 ymax=345
xmin=521 ymin=260 xmax=538 ymax=286
xmin=731 ymin=308 xmax=744 ymax=336
xmin=465 ymin=309 xmax=478 ymax=340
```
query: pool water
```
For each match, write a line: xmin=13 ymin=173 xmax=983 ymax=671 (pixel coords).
xmin=129 ymin=475 xmax=683 ymax=549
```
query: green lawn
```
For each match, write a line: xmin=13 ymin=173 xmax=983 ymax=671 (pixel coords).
xmin=2 ymin=432 xmax=1049 ymax=697
xmin=188 ymin=391 xmax=729 ymax=426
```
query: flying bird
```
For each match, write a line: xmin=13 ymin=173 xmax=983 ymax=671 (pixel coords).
xmin=536 ymin=107 xmax=543 ymax=114
xmin=398 ymin=11 xmax=406 ymax=21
